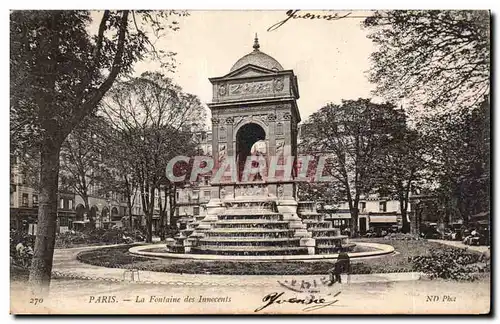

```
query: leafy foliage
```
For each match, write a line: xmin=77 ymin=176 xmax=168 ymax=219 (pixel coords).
xmin=364 ymin=10 xmax=490 ymax=113
xmin=60 ymin=115 xmax=113 ymax=226
xmin=299 ymin=99 xmax=407 ymax=235
xmin=55 ymin=228 xmax=146 ymax=248
xmin=410 ymin=247 xmax=489 ymax=281
xmin=102 ymin=72 xmax=206 ymax=242
xmin=372 ymin=127 xmax=428 ymax=232
xmin=10 ymin=10 xmax=187 ymax=288
xmin=419 ymin=98 xmax=490 ymax=223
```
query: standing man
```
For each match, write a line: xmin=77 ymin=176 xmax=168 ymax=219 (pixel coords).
xmin=328 ymin=250 xmax=351 ymax=285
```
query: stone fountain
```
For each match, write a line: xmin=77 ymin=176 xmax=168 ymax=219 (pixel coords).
xmin=165 ymin=36 xmax=354 ymax=257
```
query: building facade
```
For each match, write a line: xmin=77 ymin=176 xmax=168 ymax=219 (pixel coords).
xmin=323 ymin=195 xmax=412 ymax=235
xmin=9 ymin=155 xmax=148 ymax=234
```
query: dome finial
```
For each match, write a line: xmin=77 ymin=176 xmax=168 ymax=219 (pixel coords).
xmin=253 ymin=33 xmax=260 ymax=51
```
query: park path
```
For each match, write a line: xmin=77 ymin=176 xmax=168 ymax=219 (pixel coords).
xmin=52 ymin=245 xmax=421 ymax=287
xmin=428 ymin=239 xmax=490 ymax=254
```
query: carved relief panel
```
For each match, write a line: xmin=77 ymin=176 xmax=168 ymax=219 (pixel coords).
xmin=218 ymin=144 xmax=227 ymax=163
xmin=218 ymin=126 xmax=226 ymax=142
xmin=213 ymin=76 xmax=289 ymax=102
xmin=276 ymin=140 xmax=285 ymax=156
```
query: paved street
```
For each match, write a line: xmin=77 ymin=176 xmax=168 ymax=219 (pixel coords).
xmin=10 ymin=244 xmax=491 ymax=314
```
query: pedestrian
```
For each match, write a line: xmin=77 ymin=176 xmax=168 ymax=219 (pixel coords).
xmin=328 ymin=251 xmax=351 ymax=285
xmin=23 ymin=245 xmax=33 ymax=267
xmin=15 ymin=242 xmax=25 ymax=258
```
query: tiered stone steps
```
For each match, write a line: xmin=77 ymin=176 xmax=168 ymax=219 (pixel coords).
xmin=298 ymin=202 xmax=354 ymax=254
xmin=167 ymin=200 xmax=355 ymax=256
xmin=189 ymin=203 xmax=309 ymax=255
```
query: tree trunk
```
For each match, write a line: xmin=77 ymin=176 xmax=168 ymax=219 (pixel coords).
xmin=127 ymin=200 xmax=134 ymax=230
xmin=348 ymin=194 xmax=360 ymax=237
xmin=145 ymin=186 xmax=155 ymax=243
xmin=28 ymin=140 xmax=61 ymax=295
xmin=169 ymin=185 xmax=177 ymax=229
xmin=145 ymin=212 xmax=153 ymax=243
xmin=399 ymin=195 xmax=410 ymax=233
xmin=124 ymin=175 xmax=134 ymax=229
xmin=158 ymin=185 xmax=168 ymax=241
xmin=350 ymin=207 xmax=359 ymax=237
xmin=82 ymin=196 xmax=93 ymax=230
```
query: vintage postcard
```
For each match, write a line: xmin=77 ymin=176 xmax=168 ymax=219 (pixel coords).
xmin=9 ymin=9 xmax=490 ymax=315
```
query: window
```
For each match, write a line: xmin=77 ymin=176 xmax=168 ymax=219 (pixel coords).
xmin=359 ymin=202 xmax=366 ymax=212
xmin=193 ymin=207 xmax=200 ymax=216
xmin=175 ymin=207 xmax=180 ymax=216
xmin=204 ymin=190 xmax=211 ymax=199
xmin=59 ymin=216 xmax=69 ymax=227
xmin=69 ymin=200 xmax=73 ymax=210
xmin=379 ymin=201 xmax=387 ymax=212
xmin=176 ymin=191 xmax=180 ymax=200
xmin=22 ymin=193 xmax=29 ymax=207
xmin=60 ymin=198 xmax=64 ymax=209
xmin=32 ymin=195 xmax=38 ymax=207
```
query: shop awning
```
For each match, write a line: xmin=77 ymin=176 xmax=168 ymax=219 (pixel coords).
xmin=325 ymin=213 xmax=351 ymax=219
xmin=369 ymin=215 xmax=398 ymax=223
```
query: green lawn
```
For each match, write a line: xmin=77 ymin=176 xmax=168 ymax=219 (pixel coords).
xmin=76 ymin=239 xmax=486 ymax=276
xmin=349 ymin=238 xmax=480 ymax=273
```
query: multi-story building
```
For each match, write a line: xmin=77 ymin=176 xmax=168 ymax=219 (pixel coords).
xmin=10 ymin=128 xmax=215 ymax=235
xmin=10 ymin=156 xmax=77 ymax=233
xmin=173 ymin=130 xmax=213 ymax=228
xmin=10 ymin=155 xmax=147 ymax=234
xmin=322 ymin=194 xmax=412 ymax=235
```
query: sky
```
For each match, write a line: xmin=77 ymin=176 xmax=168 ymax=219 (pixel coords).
xmin=130 ymin=10 xmax=380 ymax=124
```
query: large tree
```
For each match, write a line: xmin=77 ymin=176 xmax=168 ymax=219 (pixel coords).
xmin=300 ymin=99 xmax=403 ymax=236
xmin=59 ymin=115 xmax=111 ymax=228
xmin=102 ymin=132 xmax=140 ymax=230
xmin=10 ymin=10 xmax=184 ymax=293
xmin=419 ymin=97 xmax=490 ymax=225
xmin=372 ymin=127 xmax=427 ymax=233
xmin=103 ymin=72 xmax=205 ymax=242
xmin=364 ymin=10 xmax=490 ymax=113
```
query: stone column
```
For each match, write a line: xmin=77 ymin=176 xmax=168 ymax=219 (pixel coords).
xmin=277 ymin=111 xmax=309 ymax=237
xmin=281 ymin=112 xmax=294 ymax=199
xmin=203 ymin=117 xmax=224 ymax=223
xmin=223 ymin=117 xmax=235 ymax=201
xmin=225 ymin=117 xmax=234 ymax=157
xmin=267 ymin=112 xmax=277 ymax=196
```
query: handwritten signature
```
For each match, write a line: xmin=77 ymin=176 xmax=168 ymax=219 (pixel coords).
xmin=255 ymin=291 xmax=341 ymax=312
xmin=267 ymin=10 xmax=352 ymax=32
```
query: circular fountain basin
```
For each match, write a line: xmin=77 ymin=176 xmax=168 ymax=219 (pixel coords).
xmin=129 ymin=242 xmax=394 ymax=261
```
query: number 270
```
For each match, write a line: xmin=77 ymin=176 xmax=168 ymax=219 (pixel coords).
xmin=30 ymin=298 xmax=43 ymax=305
